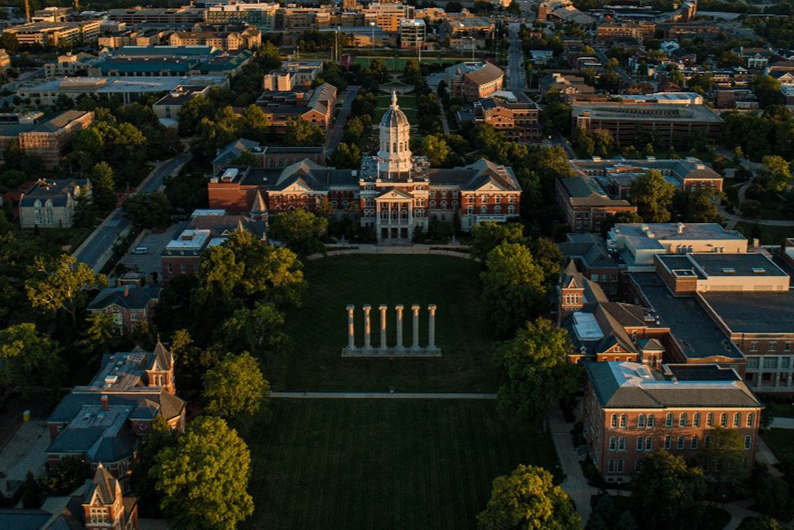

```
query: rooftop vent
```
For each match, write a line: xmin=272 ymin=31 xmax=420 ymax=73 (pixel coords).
xmin=722 ymin=267 xmax=736 ymax=274
xmin=752 ymin=267 xmax=766 ymax=274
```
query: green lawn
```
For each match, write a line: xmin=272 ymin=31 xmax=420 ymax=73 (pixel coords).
xmin=762 ymin=428 xmax=794 ymax=462
xmin=269 ymin=254 xmax=496 ymax=392
xmin=353 ymin=55 xmax=477 ymax=71
xmin=734 ymin=222 xmax=794 ymax=246
xmin=241 ymin=399 xmax=559 ymax=530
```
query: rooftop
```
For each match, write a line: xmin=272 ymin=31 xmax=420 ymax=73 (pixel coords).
xmin=700 ymin=290 xmax=794 ymax=334
xmin=572 ymin=102 xmax=722 ymax=122
xmin=611 ymin=223 xmax=746 ymax=250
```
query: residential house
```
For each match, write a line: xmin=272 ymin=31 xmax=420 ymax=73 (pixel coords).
xmin=19 ymin=178 xmax=92 ymax=229
xmin=87 ymin=284 xmax=162 ymax=332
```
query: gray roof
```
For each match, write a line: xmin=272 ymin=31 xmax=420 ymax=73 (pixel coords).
xmin=559 ymin=176 xmax=632 ymax=207
xmin=87 ymin=285 xmax=161 ymax=312
xmin=19 ymin=179 xmax=88 ymax=208
xmin=700 ymin=290 xmax=794 ymax=334
xmin=586 ymin=361 xmax=761 ymax=409
xmin=212 ymin=137 xmax=260 ymax=167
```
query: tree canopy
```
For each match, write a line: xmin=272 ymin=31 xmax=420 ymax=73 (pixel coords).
xmin=0 ymin=323 xmax=63 ymax=397
xmin=203 ymin=351 xmax=270 ymax=420
xmin=269 ymin=209 xmax=328 ymax=257
xmin=629 ymin=170 xmax=676 ymax=223
xmin=470 ymin=222 xmax=528 ymax=262
xmin=477 ymin=464 xmax=581 ymax=530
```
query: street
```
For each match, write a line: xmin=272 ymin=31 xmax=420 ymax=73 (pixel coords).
xmin=72 ymin=153 xmax=192 ymax=272
xmin=325 ymin=85 xmax=361 ymax=153
xmin=507 ymin=24 xmax=532 ymax=103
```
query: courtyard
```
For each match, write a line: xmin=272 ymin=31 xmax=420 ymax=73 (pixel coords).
xmin=269 ymin=254 xmax=497 ymax=392
xmin=241 ymin=399 xmax=559 ymax=530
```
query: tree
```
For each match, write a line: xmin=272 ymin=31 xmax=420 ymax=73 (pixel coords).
xmin=237 ymin=105 xmax=270 ymax=143
xmin=696 ymin=426 xmax=749 ymax=494
xmin=614 ymin=511 xmax=639 ymax=530
xmin=629 ymin=170 xmax=676 ymax=222
xmin=477 ymin=465 xmax=581 ymax=530
xmin=152 ymin=416 xmax=254 ymax=530
xmin=122 ymin=191 xmax=172 ymax=229
xmin=216 ymin=302 xmax=290 ymax=359
xmin=751 ymin=75 xmax=783 ymax=109
xmin=132 ymin=415 xmax=178 ymax=517
xmin=493 ymin=318 xmax=581 ymax=423
xmin=329 ymin=142 xmax=362 ymax=169
xmin=480 ymin=242 xmax=547 ymax=336
xmin=40 ymin=456 xmax=90 ymax=496
xmin=90 ymin=162 xmax=117 ymax=212
xmin=169 ymin=329 xmax=221 ymax=397
xmin=631 ymin=451 xmax=707 ymax=530
xmin=284 ymin=118 xmax=324 ymax=146
xmin=530 ymin=237 xmax=564 ymax=286
xmin=195 ymin=245 xmax=245 ymax=308
xmin=759 ymin=155 xmax=792 ymax=192
xmin=80 ymin=312 xmax=120 ymax=358
xmin=26 ymin=255 xmax=107 ymax=329
xmin=203 ymin=352 xmax=270 ymax=420
xmin=270 ymin=209 xmax=328 ymax=257
xmin=470 ymin=221 xmax=527 ymax=262
xmin=21 ymin=470 xmax=43 ymax=508
xmin=687 ymin=188 xmax=721 ymax=223
xmin=403 ymin=59 xmax=422 ymax=85
xmin=741 ymin=199 xmax=762 ymax=218
xmin=742 ymin=518 xmax=784 ymax=530
xmin=420 ymin=135 xmax=452 ymax=167
xmin=73 ymin=192 xmax=96 ymax=228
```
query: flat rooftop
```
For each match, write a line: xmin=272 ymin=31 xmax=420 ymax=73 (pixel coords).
xmin=22 ymin=75 xmax=226 ymax=94
xmin=612 ymin=223 xmax=746 ymax=249
xmin=631 ymin=272 xmax=744 ymax=359
xmin=700 ymin=290 xmax=794 ymax=334
xmin=689 ymin=253 xmax=787 ymax=278
xmin=572 ymin=103 xmax=722 ymax=122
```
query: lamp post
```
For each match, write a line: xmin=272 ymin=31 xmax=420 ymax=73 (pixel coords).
xmin=370 ymin=21 xmax=376 ymax=57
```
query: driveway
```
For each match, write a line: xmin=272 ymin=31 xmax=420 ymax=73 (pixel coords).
xmin=0 ymin=421 xmax=50 ymax=496
xmin=117 ymin=221 xmax=187 ymax=279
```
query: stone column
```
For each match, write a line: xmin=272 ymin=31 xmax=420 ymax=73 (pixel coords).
xmin=363 ymin=304 xmax=372 ymax=350
xmin=379 ymin=304 xmax=388 ymax=352
xmin=346 ymin=304 xmax=355 ymax=350
xmin=428 ymin=304 xmax=437 ymax=350
xmin=395 ymin=305 xmax=404 ymax=350
xmin=411 ymin=304 xmax=420 ymax=350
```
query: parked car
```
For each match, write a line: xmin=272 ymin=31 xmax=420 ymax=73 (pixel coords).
xmin=131 ymin=246 xmax=149 ymax=255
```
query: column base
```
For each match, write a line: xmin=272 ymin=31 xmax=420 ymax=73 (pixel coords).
xmin=342 ymin=347 xmax=442 ymax=358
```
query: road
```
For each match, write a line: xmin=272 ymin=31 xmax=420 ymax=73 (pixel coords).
xmin=325 ymin=85 xmax=361 ymax=154
xmin=507 ymin=24 xmax=532 ymax=103
xmin=0 ymin=66 xmax=45 ymax=107
xmin=73 ymin=153 xmax=192 ymax=271
xmin=594 ymin=47 xmax=633 ymax=87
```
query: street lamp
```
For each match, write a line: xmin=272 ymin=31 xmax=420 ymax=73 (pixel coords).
xmin=370 ymin=22 xmax=376 ymax=57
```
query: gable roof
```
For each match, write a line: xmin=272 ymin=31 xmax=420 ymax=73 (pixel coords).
xmin=87 ymin=285 xmax=161 ymax=312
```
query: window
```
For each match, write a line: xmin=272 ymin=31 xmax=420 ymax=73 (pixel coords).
xmin=747 ymin=413 xmax=755 ymax=428
xmin=664 ymin=435 xmax=672 ymax=449
xmin=704 ymin=435 xmax=712 ymax=448
xmin=645 ymin=436 xmax=653 ymax=451
xmin=679 ymin=412 xmax=687 ymax=427
xmin=608 ymin=459 xmax=615 ymax=473
xmin=693 ymin=412 xmax=700 ymax=427
xmin=720 ymin=413 xmax=728 ymax=427
xmin=744 ymin=436 xmax=752 ymax=450
xmin=618 ymin=437 xmax=626 ymax=451
xmin=691 ymin=436 xmax=699 ymax=450
xmin=763 ymin=357 xmax=778 ymax=369
xmin=769 ymin=341 xmax=777 ymax=352
xmin=781 ymin=357 xmax=791 ymax=369
xmin=750 ymin=341 xmax=758 ymax=352
xmin=666 ymin=413 xmax=673 ymax=427
xmin=785 ymin=342 xmax=791 ymax=352
xmin=609 ymin=436 xmax=617 ymax=451
xmin=495 ymin=196 xmax=501 ymax=204
xmin=638 ymin=414 xmax=646 ymax=428
xmin=707 ymin=412 xmax=714 ymax=427
xmin=90 ymin=508 xmax=107 ymax=524
xmin=677 ymin=436 xmax=685 ymax=450
xmin=636 ymin=436 xmax=644 ymax=451
xmin=648 ymin=414 xmax=655 ymax=428
xmin=733 ymin=413 xmax=741 ymax=428
xmin=467 ymin=206 xmax=473 ymax=215
xmin=480 ymin=206 xmax=487 ymax=214
xmin=620 ymin=414 xmax=627 ymax=428
xmin=617 ymin=459 xmax=625 ymax=473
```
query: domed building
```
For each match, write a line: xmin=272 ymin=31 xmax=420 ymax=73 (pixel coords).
xmin=208 ymin=90 xmax=522 ymax=245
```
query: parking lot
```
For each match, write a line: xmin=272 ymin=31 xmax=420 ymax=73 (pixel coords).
xmin=118 ymin=221 xmax=187 ymax=279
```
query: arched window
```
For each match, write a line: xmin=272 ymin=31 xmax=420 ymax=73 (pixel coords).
xmin=508 ymin=205 xmax=515 ymax=215
xmin=494 ymin=196 xmax=501 ymax=204
xmin=618 ymin=437 xmax=626 ymax=451
xmin=664 ymin=435 xmax=672 ymax=449
xmin=480 ymin=206 xmax=487 ymax=214
xmin=608 ymin=459 xmax=615 ymax=473
xmin=679 ymin=412 xmax=687 ymax=427
xmin=617 ymin=459 xmax=624 ymax=473
xmin=646 ymin=436 xmax=653 ymax=451
xmin=609 ymin=436 xmax=617 ymax=451
xmin=441 ymin=200 xmax=447 ymax=209
xmin=430 ymin=200 xmax=436 ymax=208
xmin=494 ymin=205 xmax=501 ymax=214
xmin=677 ymin=436 xmax=685 ymax=450
xmin=610 ymin=414 xmax=618 ymax=428
xmin=704 ymin=435 xmax=712 ymax=448
xmin=707 ymin=412 xmax=714 ymax=427
xmin=638 ymin=414 xmax=646 ymax=428
xmin=467 ymin=206 xmax=474 ymax=215
xmin=747 ymin=412 xmax=755 ymax=428
xmin=620 ymin=414 xmax=627 ymax=428
xmin=666 ymin=413 xmax=673 ymax=427
xmin=648 ymin=414 xmax=655 ymax=428
xmin=733 ymin=413 xmax=741 ymax=428
xmin=691 ymin=435 xmax=699 ymax=450
xmin=636 ymin=436 xmax=644 ymax=452
xmin=744 ymin=436 xmax=752 ymax=450
xmin=720 ymin=412 xmax=728 ymax=427
xmin=693 ymin=412 xmax=700 ymax=427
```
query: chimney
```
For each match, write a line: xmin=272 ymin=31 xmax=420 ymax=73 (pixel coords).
xmin=123 ymin=285 xmax=129 ymax=297
xmin=100 ymin=395 xmax=109 ymax=411
xmin=677 ymin=222 xmax=685 ymax=234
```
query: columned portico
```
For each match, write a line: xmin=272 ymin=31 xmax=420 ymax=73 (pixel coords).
xmin=375 ymin=191 xmax=414 ymax=242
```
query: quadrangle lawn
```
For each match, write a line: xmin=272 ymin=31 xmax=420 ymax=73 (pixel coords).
xmin=240 ymin=399 xmax=560 ymax=530
xmin=268 ymin=254 xmax=497 ymax=393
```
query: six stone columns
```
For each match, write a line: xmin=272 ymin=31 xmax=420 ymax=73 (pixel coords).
xmin=363 ymin=304 xmax=372 ymax=350
xmin=346 ymin=304 xmax=355 ymax=350
xmin=428 ymin=304 xmax=437 ymax=351
xmin=379 ymin=305 xmax=388 ymax=352
xmin=395 ymin=305 xmax=404 ymax=350
xmin=411 ymin=304 xmax=421 ymax=350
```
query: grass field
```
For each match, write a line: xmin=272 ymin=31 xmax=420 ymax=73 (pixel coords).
xmin=353 ymin=55 xmax=481 ymax=71
xmin=374 ymin=94 xmax=418 ymax=123
xmin=241 ymin=399 xmax=559 ymax=530
xmin=762 ymin=428 xmax=794 ymax=462
xmin=734 ymin=222 xmax=794 ymax=246
xmin=268 ymin=254 xmax=496 ymax=392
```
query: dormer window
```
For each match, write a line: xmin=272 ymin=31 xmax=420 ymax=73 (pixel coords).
xmin=89 ymin=507 xmax=108 ymax=523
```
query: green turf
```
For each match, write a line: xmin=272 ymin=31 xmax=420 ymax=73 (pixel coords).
xmin=353 ymin=56 xmax=468 ymax=71
xmin=734 ymin=222 xmax=794 ymax=246
xmin=269 ymin=254 xmax=496 ymax=392
xmin=241 ymin=399 xmax=559 ymax=530
xmin=762 ymin=428 xmax=794 ymax=462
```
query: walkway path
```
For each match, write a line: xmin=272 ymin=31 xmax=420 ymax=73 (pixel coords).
xmin=271 ymin=392 xmax=496 ymax=399
xmin=438 ymin=97 xmax=451 ymax=134
xmin=770 ymin=417 xmax=794 ymax=429
xmin=548 ymin=406 xmax=595 ymax=523
xmin=307 ymin=243 xmax=474 ymax=260
xmin=325 ymin=85 xmax=361 ymax=153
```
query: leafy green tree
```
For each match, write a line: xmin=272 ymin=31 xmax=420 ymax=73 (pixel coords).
xmin=237 ymin=105 xmax=270 ymax=143
xmin=90 ymin=162 xmax=117 ymax=212
xmin=216 ymin=302 xmax=290 ymax=359
xmin=132 ymin=415 xmax=178 ymax=517
xmin=203 ymin=352 xmax=270 ymax=420
xmin=403 ymin=59 xmax=422 ymax=84
xmin=751 ymin=466 xmax=793 ymax=521
xmin=169 ymin=329 xmax=221 ymax=397
xmin=629 ymin=170 xmax=676 ymax=222
xmin=329 ymin=142 xmax=362 ymax=169
xmin=73 ymin=192 xmax=96 ymax=228
xmin=122 ymin=191 xmax=172 ymax=229
xmin=26 ymin=254 xmax=107 ymax=329
xmin=696 ymin=426 xmax=749 ymax=494
xmin=480 ymin=242 xmax=547 ymax=335
xmin=477 ymin=464 xmax=581 ymax=530
xmin=40 ymin=456 xmax=90 ymax=496
xmin=152 ymin=416 xmax=254 ymax=530
xmin=21 ymin=470 xmax=43 ymax=508
xmin=270 ymin=209 xmax=328 ymax=257
xmin=343 ymin=116 xmax=366 ymax=145
xmin=195 ymin=246 xmax=245 ymax=308
xmin=531 ymin=237 xmax=565 ymax=286
xmin=741 ymin=199 xmax=761 ymax=218
xmin=420 ymin=134 xmax=452 ymax=167
xmin=687 ymin=188 xmax=721 ymax=223
xmin=284 ymin=118 xmax=324 ymax=146
xmin=760 ymin=155 xmax=792 ymax=192
xmin=751 ymin=75 xmax=783 ymax=109
xmin=631 ymin=450 xmax=707 ymax=530
xmin=493 ymin=318 xmax=580 ymax=423
xmin=470 ymin=222 xmax=527 ymax=262
xmin=80 ymin=312 xmax=120 ymax=358
xmin=614 ymin=511 xmax=639 ymax=530
xmin=742 ymin=518 xmax=784 ymax=530
xmin=573 ymin=126 xmax=595 ymax=157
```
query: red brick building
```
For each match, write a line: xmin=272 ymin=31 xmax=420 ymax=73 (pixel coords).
xmin=584 ymin=361 xmax=762 ymax=482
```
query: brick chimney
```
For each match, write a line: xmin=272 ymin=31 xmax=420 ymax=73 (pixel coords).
xmin=101 ymin=395 xmax=108 ymax=411
xmin=123 ymin=285 xmax=129 ymax=297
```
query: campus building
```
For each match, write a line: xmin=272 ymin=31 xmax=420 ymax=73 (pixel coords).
xmin=444 ymin=62 xmax=505 ymax=103
xmin=0 ymin=109 xmax=94 ymax=168
xmin=208 ymin=92 xmax=521 ymax=243
xmin=19 ymin=178 xmax=92 ymax=229
xmin=87 ymin=284 xmax=162 ymax=332
xmin=457 ymin=96 xmax=543 ymax=143
xmin=4 ymin=20 xmax=101 ymax=46
xmin=584 ymin=361 xmax=762 ymax=482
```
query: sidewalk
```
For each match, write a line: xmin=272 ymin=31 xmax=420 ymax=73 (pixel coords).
xmin=271 ymin=392 xmax=496 ymax=399
xmin=547 ymin=406 xmax=596 ymax=524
